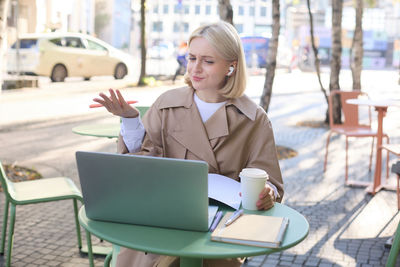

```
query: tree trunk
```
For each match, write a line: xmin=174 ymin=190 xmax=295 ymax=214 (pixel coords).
xmin=350 ymin=0 xmax=363 ymax=91
xmin=138 ymin=0 xmax=147 ymax=86
xmin=0 ymin=0 xmax=10 ymax=92
xmin=218 ymin=0 xmax=233 ymax=25
xmin=329 ymin=0 xmax=343 ymax=124
xmin=259 ymin=0 xmax=279 ymax=113
xmin=306 ymin=0 xmax=328 ymax=104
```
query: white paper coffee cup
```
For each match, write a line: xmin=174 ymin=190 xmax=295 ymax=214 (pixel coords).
xmin=239 ymin=168 xmax=269 ymax=210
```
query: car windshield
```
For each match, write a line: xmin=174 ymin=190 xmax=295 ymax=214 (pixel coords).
xmin=11 ymin=39 xmax=37 ymax=49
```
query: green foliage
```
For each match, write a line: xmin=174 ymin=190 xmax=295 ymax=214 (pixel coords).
xmin=363 ymin=0 xmax=376 ymax=8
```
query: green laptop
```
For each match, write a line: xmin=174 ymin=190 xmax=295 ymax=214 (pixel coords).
xmin=76 ymin=151 xmax=216 ymax=232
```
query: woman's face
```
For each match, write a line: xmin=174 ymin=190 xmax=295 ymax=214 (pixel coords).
xmin=187 ymin=37 xmax=231 ymax=98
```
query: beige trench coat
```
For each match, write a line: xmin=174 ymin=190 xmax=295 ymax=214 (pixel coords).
xmin=116 ymin=86 xmax=284 ymax=267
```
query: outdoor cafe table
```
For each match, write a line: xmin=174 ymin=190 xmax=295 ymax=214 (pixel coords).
xmin=346 ymin=98 xmax=400 ymax=195
xmin=79 ymin=202 xmax=309 ymax=267
xmin=72 ymin=106 xmax=149 ymax=139
xmin=72 ymin=123 xmax=119 ymax=139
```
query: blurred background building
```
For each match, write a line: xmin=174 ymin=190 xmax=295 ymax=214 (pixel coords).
xmin=4 ymin=0 xmax=400 ymax=68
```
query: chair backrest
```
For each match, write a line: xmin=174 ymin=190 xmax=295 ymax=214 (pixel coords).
xmin=0 ymin=162 xmax=15 ymax=201
xmin=328 ymin=90 xmax=371 ymax=128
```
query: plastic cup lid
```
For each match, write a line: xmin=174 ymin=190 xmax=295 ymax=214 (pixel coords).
xmin=239 ymin=168 xmax=268 ymax=179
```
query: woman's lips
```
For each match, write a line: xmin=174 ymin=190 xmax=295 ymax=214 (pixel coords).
xmin=192 ymin=76 xmax=203 ymax=82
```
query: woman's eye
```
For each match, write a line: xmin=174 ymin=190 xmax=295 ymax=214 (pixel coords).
xmin=188 ymin=57 xmax=196 ymax=61
xmin=205 ymin=60 xmax=214 ymax=64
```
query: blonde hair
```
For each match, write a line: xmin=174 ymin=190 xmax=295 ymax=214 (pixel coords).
xmin=184 ymin=21 xmax=247 ymax=99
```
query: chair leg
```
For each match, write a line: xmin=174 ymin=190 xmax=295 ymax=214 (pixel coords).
xmin=0 ymin=199 xmax=9 ymax=255
xmin=73 ymin=199 xmax=82 ymax=250
xmin=104 ymin=250 xmax=113 ymax=267
xmin=387 ymin=220 xmax=400 ymax=267
xmin=385 ymin=136 xmax=390 ymax=182
xmin=345 ymin=137 xmax=349 ymax=183
xmin=6 ymin=204 xmax=16 ymax=267
xmin=324 ymin=132 xmax=333 ymax=173
xmin=397 ymin=174 xmax=400 ymax=211
xmin=387 ymin=149 xmax=390 ymax=180
xmin=369 ymin=137 xmax=375 ymax=172
xmin=85 ymin=230 xmax=95 ymax=267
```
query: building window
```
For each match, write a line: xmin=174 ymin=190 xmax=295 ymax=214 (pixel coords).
xmin=153 ymin=5 xmax=158 ymax=14
xmin=260 ymin=6 xmax=267 ymax=17
xmin=153 ymin=21 xmax=163 ymax=32
xmin=249 ymin=6 xmax=255 ymax=16
xmin=183 ymin=22 xmax=189 ymax=33
xmin=163 ymin=4 xmax=169 ymax=14
xmin=195 ymin=5 xmax=200 ymax=14
xmin=174 ymin=4 xmax=181 ymax=14
xmin=205 ymin=5 xmax=211 ymax=15
xmin=173 ymin=22 xmax=189 ymax=33
xmin=238 ymin=6 xmax=244 ymax=16
xmin=235 ymin=24 xmax=243 ymax=34
xmin=183 ymin=5 xmax=189 ymax=14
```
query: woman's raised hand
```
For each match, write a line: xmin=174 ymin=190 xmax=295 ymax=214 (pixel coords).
xmin=93 ymin=89 xmax=139 ymax=118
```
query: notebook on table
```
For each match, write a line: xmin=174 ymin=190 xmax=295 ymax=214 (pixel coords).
xmin=211 ymin=212 xmax=289 ymax=248
xmin=75 ymin=151 xmax=217 ymax=232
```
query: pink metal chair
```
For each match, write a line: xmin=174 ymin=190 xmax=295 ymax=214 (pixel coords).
xmin=324 ymin=90 xmax=389 ymax=185
xmin=381 ymin=144 xmax=400 ymax=210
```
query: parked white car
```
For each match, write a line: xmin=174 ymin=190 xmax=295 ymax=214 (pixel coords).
xmin=7 ymin=32 xmax=134 ymax=82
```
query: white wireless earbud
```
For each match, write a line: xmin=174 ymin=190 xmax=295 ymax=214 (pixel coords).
xmin=227 ymin=66 xmax=234 ymax=76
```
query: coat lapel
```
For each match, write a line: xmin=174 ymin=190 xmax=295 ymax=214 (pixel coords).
xmin=204 ymin=106 xmax=229 ymax=140
xmin=169 ymin=103 xmax=220 ymax=171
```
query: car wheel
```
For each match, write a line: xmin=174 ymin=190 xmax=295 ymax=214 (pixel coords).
xmin=114 ymin=63 xmax=127 ymax=79
xmin=51 ymin=64 xmax=67 ymax=82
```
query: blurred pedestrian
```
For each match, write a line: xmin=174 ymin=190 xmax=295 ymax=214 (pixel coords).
xmin=172 ymin=42 xmax=188 ymax=83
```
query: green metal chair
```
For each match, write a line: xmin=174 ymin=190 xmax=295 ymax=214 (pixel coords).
xmin=387 ymin=161 xmax=400 ymax=267
xmin=0 ymin=162 xmax=83 ymax=267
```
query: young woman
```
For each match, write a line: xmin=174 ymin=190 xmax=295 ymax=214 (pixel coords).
xmin=94 ymin=21 xmax=284 ymax=267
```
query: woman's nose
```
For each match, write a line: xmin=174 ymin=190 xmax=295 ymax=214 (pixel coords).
xmin=193 ymin=60 xmax=202 ymax=72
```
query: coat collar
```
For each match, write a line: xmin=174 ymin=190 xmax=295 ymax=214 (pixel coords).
xmin=156 ymin=86 xmax=258 ymax=171
xmin=158 ymin=86 xmax=258 ymax=121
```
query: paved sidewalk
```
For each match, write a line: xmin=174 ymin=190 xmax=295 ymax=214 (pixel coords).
xmin=0 ymin=70 xmax=400 ymax=266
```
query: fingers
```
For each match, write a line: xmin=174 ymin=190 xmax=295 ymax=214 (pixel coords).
xmin=256 ymin=187 xmax=275 ymax=211
xmin=94 ymin=89 xmax=139 ymax=118
xmin=109 ymin=89 xmax=122 ymax=111
xmin=116 ymin=89 xmax=128 ymax=107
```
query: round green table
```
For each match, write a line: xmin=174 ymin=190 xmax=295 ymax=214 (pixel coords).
xmin=72 ymin=123 xmax=120 ymax=138
xmin=72 ymin=106 xmax=150 ymax=139
xmin=79 ymin=203 xmax=309 ymax=267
